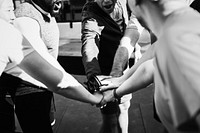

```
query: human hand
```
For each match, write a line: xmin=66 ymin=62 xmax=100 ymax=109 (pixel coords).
xmin=85 ymin=75 xmax=112 ymax=94
xmin=96 ymin=89 xmax=119 ymax=108
xmin=85 ymin=75 xmax=102 ymax=93
xmin=102 ymin=90 xmax=116 ymax=103
xmin=110 ymin=70 xmax=123 ymax=78
xmin=92 ymin=91 xmax=104 ymax=107
xmin=96 ymin=75 xmax=112 ymax=81
xmin=99 ymin=77 xmax=121 ymax=92
xmin=94 ymin=91 xmax=107 ymax=108
xmin=95 ymin=90 xmax=114 ymax=108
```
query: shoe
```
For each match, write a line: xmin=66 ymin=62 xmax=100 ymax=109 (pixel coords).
xmin=51 ymin=119 xmax=56 ymax=126
xmin=50 ymin=111 xmax=56 ymax=126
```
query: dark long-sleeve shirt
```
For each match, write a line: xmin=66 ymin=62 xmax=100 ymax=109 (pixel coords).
xmin=81 ymin=1 xmax=138 ymax=78
xmin=82 ymin=2 xmax=126 ymax=76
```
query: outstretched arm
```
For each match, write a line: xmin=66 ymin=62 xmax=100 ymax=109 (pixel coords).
xmin=110 ymin=26 xmax=140 ymax=77
xmin=100 ymin=42 xmax=156 ymax=90
xmin=100 ymin=59 xmax=154 ymax=104
xmin=115 ymin=42 xmax=156 ymax=87
xmin=14 ymin=17 xmax=103 ymax=105
xmin=110 ymin=13 xmax=140 ymax=77
xmin=113 ymin=59 xmax=154 ymax=97
xmin=81 ymin=16 xmax=102 ymax=79
xmin=122 ymin=42 xmax=156 ymax=79
xmin=20 ymin=47 xmax=103 ymax=104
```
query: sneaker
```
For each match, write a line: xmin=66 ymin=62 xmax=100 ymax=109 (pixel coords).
xmin=51 ymin=119 xmax=56 ymax=127
xmin=50 ymin=110 xmax=56 ymax=127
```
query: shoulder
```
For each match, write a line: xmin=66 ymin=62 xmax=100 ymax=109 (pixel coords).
xmin=15 ymin=3 xmax=33 ymax=16
xmin=82 ymin=1 xmax=97 ymax=12
xmin=0 ymin=20 xmax=24 ymax=64
xmin=0 ymin=20 xmax=23 ymax=49
xmin=13 ymin=17 xmax=41 ymax=43
xmin=82 ymin=2 xmax=100 ymax=19
xmin=14 ymin=17 xmax=40 ymax=33
xmin=15 ymin=2 xmax=42 ymax=20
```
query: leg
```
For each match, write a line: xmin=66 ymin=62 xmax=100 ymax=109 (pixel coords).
xmin=50 ymin=93 xmax=56 ymax=126
xmin=118 ymin=100 xmax=130 ymax=133
xmin=118 ymin=94 xmax=131 ymax=133
xmin=0 ymin=88 xmax=15 ymax=133
xmin=99 ymin=101 xmax=121 ymax=133
xmin=15 ymin=91 xmax=53 ymax=133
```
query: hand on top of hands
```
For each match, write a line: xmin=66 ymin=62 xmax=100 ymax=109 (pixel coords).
xmin=94 ymin=75 xmax=122 ymax=108
xmin=88 ymin=75 xmax=123 ymax=108
xmin=99 ymin=76 xmax=121 ymax=92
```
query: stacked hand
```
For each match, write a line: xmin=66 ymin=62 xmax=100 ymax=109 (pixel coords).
xmin=90 ymin=75 xmax=122 ymax=108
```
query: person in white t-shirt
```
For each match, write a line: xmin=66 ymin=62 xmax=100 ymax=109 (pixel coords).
xmin=0 ymin=19 xmax=24 ymax=76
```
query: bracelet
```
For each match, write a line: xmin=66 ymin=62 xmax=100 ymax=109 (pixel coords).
xmin=98 ymin=95 xmax=107 ymax=108
xmin=113 ymin=89 xmax=121 ymax=99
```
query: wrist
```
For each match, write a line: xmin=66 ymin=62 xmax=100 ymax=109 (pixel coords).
xmin=110 ymin=69 xmax=123 ymax=77
xmin=96 ymin=94 xmax=106 ymax=108
xmin=98 ymin=94 xmax=104 ymax=104
xmin=87 ymin=74 xmax=102 ymax=93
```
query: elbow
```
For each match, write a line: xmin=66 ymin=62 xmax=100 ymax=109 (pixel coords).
xmin=131 ymin=30 xmax=140 ymax=45
xmin=142 ymin=60 xmax=154 ymax=85
xmin=49 ymin=85 xmax=61 ymax=94
xmin=51 ymin=73 xmax=81 ymax=94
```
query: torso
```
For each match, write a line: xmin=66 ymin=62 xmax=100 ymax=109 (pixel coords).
xmin=154 ymin=7 xmax=200 ymax=132
xmin=82 ymin=1 xmax=127 ymax=74
xmin=0 ymin=20 xmax=24 ymax=75
xmin=15 ymin=2 xmax=60 ymax=58
xmin=3 ymin=2 xmax=60 ymax=91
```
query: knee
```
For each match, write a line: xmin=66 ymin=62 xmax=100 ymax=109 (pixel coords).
xmin=119 ymin=100 xmax=130 ymax=113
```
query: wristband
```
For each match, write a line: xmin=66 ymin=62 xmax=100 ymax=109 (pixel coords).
xmin=97 ymin=95 xmax=107 ymax=108
xmin=87 ymin=75 xmax=102 ymax=94
xmin=113 ymin=89 xmax=121 ymax=99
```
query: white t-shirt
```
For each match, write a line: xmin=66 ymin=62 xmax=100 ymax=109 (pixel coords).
xmin=0 ymin=19 xmax=24 ymax=75
xmin=154 ymin=7 xmax=200 ymax=133
xmin=4 ymin=17 xmax=63 ymax=88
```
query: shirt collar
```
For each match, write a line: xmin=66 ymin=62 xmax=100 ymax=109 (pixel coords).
xmin=31 ymin=0 xmax=51 ymax=18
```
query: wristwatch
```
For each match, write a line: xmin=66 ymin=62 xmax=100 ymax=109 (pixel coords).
xmin=86 ymin=75 xmax=102 ymax=94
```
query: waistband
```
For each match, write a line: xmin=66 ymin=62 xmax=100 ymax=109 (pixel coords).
xmin=16 ymin=80 xmax=48 ymax=96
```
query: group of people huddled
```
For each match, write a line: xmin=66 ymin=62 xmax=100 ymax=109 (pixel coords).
xmin=0 ymin=0 xmax=200 ymax=133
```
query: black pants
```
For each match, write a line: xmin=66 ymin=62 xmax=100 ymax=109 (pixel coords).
xmin=0 ymin=89 xmax=53 ymax=133
xmin=0 ymin=96 xmax=15 ymax=133
xmin=0 ymin=85 xmax=16 ymax=133
xmin=100 ymin=101 xmax=121 ymax=133
xmin=0 ymin=73 xmax=54 ymax=133
xmin=15 ymin=91 xmax=53 ymax=133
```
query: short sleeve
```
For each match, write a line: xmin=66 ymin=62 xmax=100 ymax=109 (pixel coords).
xmin=0 ymin=20 xmax=25 ymax=74
xmin=127 ymin=13 xmax=144 ymax=35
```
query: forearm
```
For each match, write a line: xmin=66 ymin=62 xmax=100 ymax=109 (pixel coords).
xmin=48 ymin=45 xmax=59 ymax=59
xmin=15 ymin=17 xmax=101 ymax=104
xmin=81 ymin=40 xmax=101 ymax=78
xmin=115 ymin=59 xmax=154 ymax=97
xmin=110 ymin=47 xmax=129 ymax=77
xmin=121 ymin=43 xmax=156 ymax=81
xmin=81 ymin=19 xmax=102 ymax=78
xmin=110 ymin=29 xmax=139 ymax=77
xmin=20 ymin=51 xmax=101 ymax=104
xmin=55 ymin=73 xmax=101 ymax=104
